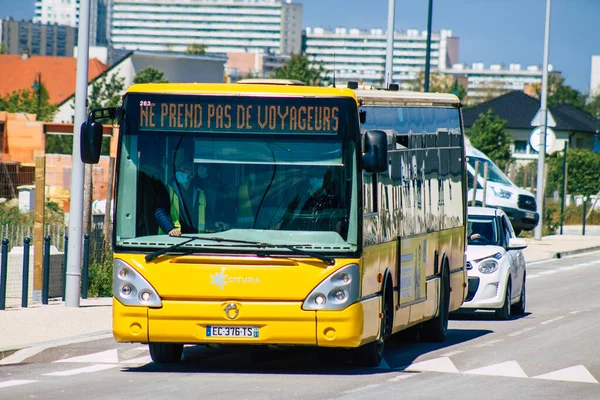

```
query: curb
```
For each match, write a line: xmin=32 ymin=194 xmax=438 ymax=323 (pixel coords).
xmin=554 ymin=245 xmax=600 ymax=259
xmin=0 ymin=330 xmax=112 ymax=362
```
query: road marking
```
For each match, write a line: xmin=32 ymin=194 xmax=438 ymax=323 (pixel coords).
xmin=120 ymin=356 xmax=152 ymax=366
xmin=387 ymin=374 xmax=415 ymax=382
xmin=475 ymin=339 xmax=504 ymax=348
xmin=558 ymin=266 xmax=579 ymax=271
xmin=441 ymin=350 xmax=464 ymax=357
xmin=0 ymin=345 xmax=48 ymax=366
xmin=541 ymin=316 xmax=565 ymax=325
xmin=55 ymin=349 xmax=119 ymax=364
xmin=527 ymin=275 xmax=541 ymax=280
xmin=43 ymin=364 xmax=119 ymax=376
xmin=342 ymin=384 xmax=380 ymax=395
xmin=508 ymin=327 xmax=536 ymax=337
xmin=402 ymin=357 xmax=459 ymax=374
xmin=532 ymin=365 xmax=598 ymax=384
xmin=539 ymin=270 xmax=558 ymax=275
xmin=570 ymin=310 xmax=586 ymax=315
xmin=0 ymin=380 xmax=37 ymax=389
xmin=463 ymin=361 xmax=528 ymax=378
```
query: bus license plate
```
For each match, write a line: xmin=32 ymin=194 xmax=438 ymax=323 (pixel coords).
xmin=206 ymin=326 xmax=259 ymax=338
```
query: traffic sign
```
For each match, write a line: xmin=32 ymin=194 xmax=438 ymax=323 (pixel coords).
xmin=530 ymin=108 xmax=556 ymax=127
xmin=529 ymin=126 xmax=556 ymax=154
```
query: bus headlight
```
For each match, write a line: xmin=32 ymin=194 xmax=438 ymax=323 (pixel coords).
xmin=113 ymin=259 xmax=162 ymax=307
xmin=478 ymin=259 xmax=499 ymax=274
xmin=302 ymin=264 xmax=360 ymax=311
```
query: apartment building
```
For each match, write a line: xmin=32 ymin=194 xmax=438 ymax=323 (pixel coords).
xmin=110 ymin=0 xmax=302 ymax=56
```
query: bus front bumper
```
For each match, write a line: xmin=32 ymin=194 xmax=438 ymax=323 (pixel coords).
xmin=112 ymin=298 xmax=367 ymax=348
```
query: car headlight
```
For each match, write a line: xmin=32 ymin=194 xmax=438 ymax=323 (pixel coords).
xmin=113 ymin=259 xmax=162 ymax=307
xmin=302 ymin=264 xmax=360 ymax=311
xmin=491 ymin=187 xmax=512 ymax=199
xmin=478 ymin=259 xmax=499 ymax=274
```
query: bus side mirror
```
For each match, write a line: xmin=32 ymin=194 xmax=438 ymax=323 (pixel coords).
xmin=80 ymin=107 xmax=120 ymax=164
xmin=80 ymin=120 xmax=103 ymax=164
xmin=363 ymin=130 xmax=388 ymax=173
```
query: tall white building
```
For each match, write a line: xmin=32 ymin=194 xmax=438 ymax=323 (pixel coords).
xmin=34 ymin=0 xmax=110 ymax=46
xmin=442 ymin=62 xmax=549 ymax=103
xmin=591 ymin=55 xmax=600 ymax=98
xmin=110 ymin=0 xmax=303 ymax=56
xmin=304 ymin=27 xmax=459 ymax=88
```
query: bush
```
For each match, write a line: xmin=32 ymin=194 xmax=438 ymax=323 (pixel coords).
xmin=87 ymin=245 xmax=113 ymax=297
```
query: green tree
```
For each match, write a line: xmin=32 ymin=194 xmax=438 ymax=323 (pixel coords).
xmin=531 ymin=74 xmax=587 ymax=109
xmin=0 ymin=43 xmax=6 ymax=54
xmin=466 ymin=108 xmax=512 ymax=170
xmin=585 ymin=93 xmax=600 ymax=118
xmin=409 ymin=71 xmax=467 ymax=101
xmin=185 ymin=43 xmax=207 ymax=55
xmin=0 ymin=83 xmax=57 ymax=121
xmin=87 ymin=73 xmax=125 ymax=111
xmin=134 ymin=67 xmax=169 ymax=84
xmin=272 ymin=54 xmax=328 ymax=86
xmin=546 ymin=148 xmax=600 ymax=198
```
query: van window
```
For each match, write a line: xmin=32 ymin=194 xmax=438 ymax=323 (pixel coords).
xmin=467 ymin=170 xmax=481 ymax=190
xmin=467 ymin=156 xmax=512 ymax=186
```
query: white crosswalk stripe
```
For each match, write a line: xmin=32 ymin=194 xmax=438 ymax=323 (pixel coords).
xmin=43 ymin=364 xmax=119 ymax=377
xmin=0 ymin=380 xmax=38 ymax=389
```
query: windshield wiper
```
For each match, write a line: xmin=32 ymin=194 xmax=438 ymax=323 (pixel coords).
xmin=145 ymin=235 xmax=335 ymax=265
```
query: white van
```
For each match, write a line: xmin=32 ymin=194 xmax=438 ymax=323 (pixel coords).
xmin=465 ymin=145 xmax=539 ymax=235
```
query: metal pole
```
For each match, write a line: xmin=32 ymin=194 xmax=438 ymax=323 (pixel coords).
xmin=534 ymin=0 xmax=552 ymax=240
xmin=42 ymin=236 xmax=51 ymax=305
xmin=62 ymin=234 xmax=68 ymax=301
xmin=0 ymin=239 xmax=8 ymax=310
xmin=22 ymin=237 xmax=31 ymax=308
xmin=384 ymin=0 xmax=396 ymax=88
xmin=559 ymin=142 xmax=567 ymax=235
xmin=582 ymin=197 xmax=587 ymax=236
xmin=66 ymin=0 xmax=92 ymax=307
xmin=423 ymin=0 xmax=433 ymax=92
xmin=82 ymin=233 xmax=90 ymax=300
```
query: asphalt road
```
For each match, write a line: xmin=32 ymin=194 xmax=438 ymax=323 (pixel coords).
xmin=1 ymin=252 xmax=600 ymax=400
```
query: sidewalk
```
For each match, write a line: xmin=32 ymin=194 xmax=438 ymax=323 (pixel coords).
xmin=1 ymin=231 xmax=600 ymax=361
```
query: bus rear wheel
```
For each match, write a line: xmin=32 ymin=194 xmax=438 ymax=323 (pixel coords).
xmin=149 ymin=343 xmax=184 ymax=364
xmin=420 ymin=264 xmax=450 ymax=342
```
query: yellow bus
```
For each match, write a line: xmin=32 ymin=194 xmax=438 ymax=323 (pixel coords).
xmin=80 ymin=82 xmax=466 ymax=368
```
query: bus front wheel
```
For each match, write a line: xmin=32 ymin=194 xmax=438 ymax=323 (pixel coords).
xmin=149 ymin=343 xmax=184 ymax=364
xmin=352 ymin=277 xmax=393 ymax=367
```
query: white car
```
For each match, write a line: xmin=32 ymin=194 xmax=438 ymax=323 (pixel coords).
xmin=460 ymin=206 xmax=528 ymax=320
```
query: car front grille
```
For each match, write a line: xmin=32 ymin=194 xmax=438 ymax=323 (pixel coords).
xmin=518 ymin=194 xmax=537 ymax=211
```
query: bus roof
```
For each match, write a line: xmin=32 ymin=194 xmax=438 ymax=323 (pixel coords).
xmin=353 ymin=89 xmax=460 ymax=107
xmin=126 ymin=83 xmax=357 ymax=100
xmin=236 ymin=78 xmax=306 ymax=86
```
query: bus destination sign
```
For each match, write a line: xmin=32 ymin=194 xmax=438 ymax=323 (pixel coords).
xmin=138 ymin=99 xmax=340 ymax=135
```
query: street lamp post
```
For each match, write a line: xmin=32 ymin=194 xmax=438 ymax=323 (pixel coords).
xmin=384 ymin=0 xmax=396 ymax=88
xmin=31 ymin=72 xmax=42 ymax=118
xmin=424 ymin=0 xmax=433 ymax=92
xmin=534 ymin=0 xmax=552 ymax=240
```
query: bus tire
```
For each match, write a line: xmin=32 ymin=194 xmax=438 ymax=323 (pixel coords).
xmin=149 ymin=343 xmax=184 ymax=364
xmin=420 ymin=262 xmax=450 ymax=343
xmin=352 ymin=275 xmax=393 ymax=367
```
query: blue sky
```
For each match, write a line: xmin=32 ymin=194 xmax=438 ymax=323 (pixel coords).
xmin=1 ymin=0 xmax=598 ymax=93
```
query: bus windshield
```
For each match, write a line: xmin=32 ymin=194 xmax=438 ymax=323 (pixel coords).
xmin=114 ymin=94 xmax=360 ymax=254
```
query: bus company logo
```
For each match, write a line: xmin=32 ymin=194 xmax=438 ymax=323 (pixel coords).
xmin=209 ymin=267 xmax=261 ymax=291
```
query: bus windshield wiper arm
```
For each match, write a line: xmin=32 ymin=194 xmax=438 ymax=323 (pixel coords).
xmin=145 ymin=236 xmax=334 ymax=265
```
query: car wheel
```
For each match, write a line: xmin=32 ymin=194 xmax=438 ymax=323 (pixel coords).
xmin=511 ymin=276 xmax=526 ymax=315
xmin=149 ymin=343 xmax=184 ymax=364
xmin=495 ymin=280 xmax=512 ymax=320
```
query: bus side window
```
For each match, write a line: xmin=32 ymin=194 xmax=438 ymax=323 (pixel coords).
xmin=363 ymin=171 xmax=378 ymax=214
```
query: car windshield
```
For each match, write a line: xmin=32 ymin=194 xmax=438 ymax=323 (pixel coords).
xmin=468 ymin=215 xmax=500 ymax=246
xmin=467 ymin=156 xmax=512 ymax=186
xmin=114 ymin=94 xmax=360 ymax=254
